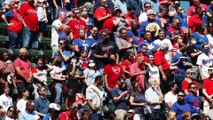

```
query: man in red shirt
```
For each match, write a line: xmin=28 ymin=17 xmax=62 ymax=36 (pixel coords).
xmin=154 ymin=43 xmax=170 ymax=93
xmin=124 ymin=7 xmax=138 ymax=29
xmin=104 ymin=54 xmax=124 ymax=92
xmin=94 ymin=0 xmax=112 ymax=30
xmin=188 ymin=7 xmax=204 ymax=36
xmin=202 ymin=67 xmax=213 ymax=114
xmin=187 ymin=0 xmax=207 ymax=17
xmin=167 ymin=17 xmax=184 ymax=38
xmin=14 ymin=48 xmax=32 ymax=98
xmin=19 ymin=0 xmax=39 ymax=49
xmin=68 ymin=8 xmax=88 ymax=40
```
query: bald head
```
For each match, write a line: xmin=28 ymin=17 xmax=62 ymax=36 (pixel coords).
xmin=19 ymin=48 xmax=28 ymax=60
xmin=19 ymin=48 xmax=28 ymax=54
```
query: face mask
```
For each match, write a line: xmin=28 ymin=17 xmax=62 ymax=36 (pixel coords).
xmin=37 ymin=63 xmax=43 ymax=68
xmin=81 ymin=12 xmax=88 ymax=16
xmin=203 ymin=48 xmax=210 ymax=54
xmin=191 ymin=40 xmax=197 ymax=45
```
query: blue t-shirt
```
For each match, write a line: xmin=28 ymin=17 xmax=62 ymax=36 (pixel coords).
xmin=192 ymin=32 xmax=208 ymax=49
xmin=171 ymin=102 xmax=191 ymax=120
xmin=42 ymin=114 xmax=50 ymax=120
xmin=111 ymin=87 xmax=129 ymax=110
xmin=137 ymin=40 xmax=157 ymax=55
xmin=54 ymin=50 xmax=74 ymax=69
xmin=127 ymin=30 xmax=141 ymax=45
xmin=74 ymin=38 xmax=94 ymax=52
xmin=58 ymin=33 xmax=71 ymax=44
xmin=139 ymin=20 xmax=162 ymax=37
xmin=185 ymin=94 xmax=200 ymax=114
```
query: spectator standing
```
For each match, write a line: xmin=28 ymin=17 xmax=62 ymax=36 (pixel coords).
xmin=94 ymin=29 xmax=119 ymax=73
xmin=174 ymin=6 xmax=188 ymax=34
xmin=164 ymin=82 xmax=178 ymax=110
xmin=129 ymin=81 xmax=147 ymax=120
xmin=16 ymin=88 xmax=29 ymax=114
xmin=171 ymin=92 xmax=191 ymax=120
xmin=68 ymin=8 xmax=88 ymax=40
xmin=143 ymin=0 xmax=160 ymax=13
xmin=1 ymin=0 xmax=22 ymax=48
xmin=147 ymin=54 xmax=160 ymax=86
xmin=202 ymin=66 xmax=213 ymax=114
xmin=80 ymin=7 xmax=93 ymax=30
xmin=197 ymin=43 xmax=213 ymax=80
xmin=111 ymin=77 xmax=130 ymax=120
xmin=138 ymin=2 xmax=151 ymax=24
xmin=86 ymin=75 xmax=105 ymax=120
xmin=19 ymin=100 xmax=40 ymax=120
xmin=104 ymin=54 xmax=124 ymax=92
xmin=185 ymin=83 xmax=201 ymax=115
xmin=187 ymin=0 xmax=207 ymax=17
xmin=113 ymin=0 xmax=127 ymax=15
xmin=35 ymin=0 xmax=49 ymax=43
xmin=34 ymin=86 xmax=50 ymax=117
xmin=94 ymin=0 xmax=112 ymax=30
xmin=19 ymin=0 xmax=39 ymax=49
xmin=14 ymin=48 xmax=32 ymax=99
xmin=126 ymin=0 xmax=142 ymax=18
xmin=0 ymin=85 xmax=13 ymax=113
xmin=124 ymin=7 xmax=138 ymax=30
xmin=51 ymin=11 xmax=66 ymax=57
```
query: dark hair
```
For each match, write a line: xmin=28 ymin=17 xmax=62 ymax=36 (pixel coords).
xmin=188 ymin=82 xmax=196 ymax=89
xmin=37 ymin=86 xmax=45 ymax=95
xmin=117 ymin=76 xmax=125 ymax=82
xmin=168 ymin=82 xmax=176 ymax=90
xmin=0 ymin=50 xmax=10 ymax=61
xmin=94 ymin=75 xmax=102 ymax=83
xmin=127 ymin=7 xmax=136 ymax=11
xmin=7 ymin=106 xmax=18 ymax=119
xmin=195 ymin=24 xmax=204 ymax=33
xmin=26 ymin=100 xmax=34 ymax=107
xmin=195 ymin=7 xmax=202 ymax=14
xmin=119 ymin=27 xmax=127 ymax=34
xmin=144 ymin=2 xmax=151 ymax=7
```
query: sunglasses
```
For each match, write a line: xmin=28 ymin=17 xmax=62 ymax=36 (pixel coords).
xmin=9 ymin=110 xmax=14 ymax=112
xmin=178 ymin=95 xmax=185 ymax=97
xmin=191 ymin=87 xmax=197 ymax=89
xmin=145 ymin=6 xmax=151 ymax=8
xmin=128 ymin=111 xmax=135 ymax=114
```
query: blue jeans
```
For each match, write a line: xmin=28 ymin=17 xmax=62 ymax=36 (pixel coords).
xmin=22 ymin=27 xmax=39 ymax=49
xmin=8 ymin=31 xmax=22 ymax=48
xmin=55 ymin=83 xmax=63 ymax=103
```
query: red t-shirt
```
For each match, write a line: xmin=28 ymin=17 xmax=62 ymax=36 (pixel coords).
xmin=68 ymin=18 xmax=88 ymax=40
xmin=124 ymin=13 xmax=138 ymax=29
xmin=94 ymin=7 xmax=111 ymax=21
xmin=203 ymin=78 xmax=213 ymax=101
xmin=7 ymin=10 xmax=22 ymax=33
xmin=14 ymin=58 xmax=31 ymax=83
xmin=103 ymin=17 xmax=116 ymax=33
xmin=122 ymin=59 xmax=133 ymax=78
xmin=19 ymin=2 xmax=38 ymax=31
xmin=182 ymin=80 xmax=198 ymax=94
xmin=188 ymin=14 xmax=204 ymax=33
xmin=104 ymin=64 xmax=124 ymax=88
xmin=134 ymin=53 xmax=149 ymax=69
xmin=187 ymin=4 xmax=208 ymax=16
xmin=167 ymin=26 xmax=184 ymax=38
xmin=58 ymin=111 xmax=78 ymax=120
xmin=154 ymin=50 xmax=170 ymax=70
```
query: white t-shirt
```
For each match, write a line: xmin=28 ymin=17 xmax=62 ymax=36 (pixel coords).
xmin=145 ymin=87 xmax=161 ymax=110
xmin=83 ymin=68 xmax=101 ymax=86
xmin=86 ymin=85 xmax=105 ymax=109
xmin=16 ymin=99 xmax=27 ymax=113
xmin=196 ymin=53 xmax=213 ymax=78
xmin=164 ymin=91 xmax=177 ymax=106
xmin=154 ymin=38 xmax=173 ymax=62
xmin=148 ymin=64 xmax=160 ymax=80
xmin=50 ymin=66 xmax=63 ymax=78
xmin=36 ymin=0 xmax=47 ymax=21
xmin=51 ymin=19 xmax=62 ymax=47
xmin=138 ymin=12 xmax=148 ymax=24
xmin=0 ymin=94 xmax=13 ymax=112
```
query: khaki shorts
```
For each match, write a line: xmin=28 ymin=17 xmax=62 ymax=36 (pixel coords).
xmin=115 ymin=109 xmax=127 ymax=120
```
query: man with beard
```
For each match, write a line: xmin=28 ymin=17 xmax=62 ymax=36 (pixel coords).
xmin=68 ymin=8 xmax=88 ymax=40
xmin=165 ymin=82 xmax=178 ymax=110
xmin=19 ymin=0 xmax=39 ymax=49
xmin=19 ymin=100 xmax=40 ymax=120
xmin=202 ymin=66 xmax=213 ymax=114
xmin=185 ymin=83 xmax=201 ymax=115
xmin=171 ymin=92 xmax=191 ymax=120
xmin=111 ymin=76 xmax=130 ymax=120
xmin=14 ymin=48 xmax=32 ymax=99
xmin=94 ymin=29 xmax=119 ymax=74
xmin=104 ymin=54 xmax=124 ymax=92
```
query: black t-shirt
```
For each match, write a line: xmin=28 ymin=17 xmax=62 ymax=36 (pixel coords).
xmin=186 ymin=45 xmax=200 ymax=65
xmin=94 ymin=41 xmax=119 ymax=68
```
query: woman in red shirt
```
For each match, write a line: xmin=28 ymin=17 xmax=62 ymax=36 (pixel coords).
xmin=182 ymin=68 xmax=199 ymax=95
xmin=1 ymin=1 xmax=23 ymax=48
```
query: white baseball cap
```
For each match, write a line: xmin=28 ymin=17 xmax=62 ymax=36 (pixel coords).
xmin=49 ymin=103 xmax=61 ymax=111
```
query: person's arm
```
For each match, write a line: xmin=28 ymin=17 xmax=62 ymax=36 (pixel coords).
xmin=202 ymin=88 xmax=213 ymax=101
xmin=190 ymin=51 xmax=202 ymax=58
xmin=1 ymin=15 xmax=13 ymax=26
xmin=53 ymin=0 xmax=59 ymax=10
xmin=96 ymin=14 xmax=111 ymax=22
xmin=35 ymin=111 xmax=45 ymax=117
xmin=15 ymin=67 xmax=29 ymax=82
xmin=58 ymin=49 xmax=70 ymax=62
xmin=129 ymin=96 xmax=146 ymax=106
xmin=33 ymin=73 xmax=44 ymax=83
xmin=87 ymin=99 xmax=97 ymax=111
xmin=43 ymin=6 xmax=48 ymax=23
xmin=50 ymin=74 xmax=65 ymax=81
xmin=113 ymin=91 xmax=129 ymax=103
xmin=198 ymin=65 xmax=205 ymax=80
xmin=94 ymin=54 xmax=108 ymax=59
xmin=65 ymin=98 xmax=69 ymax=110
xmin=115 ymin=53 xmax=119 ymax=64
xmin=130 ymin=65 xmax=146 ymax=77
xmin=157 ymin=65 xmax=166 ymax=80
xmin=69 ymin=63 xmax=76 ymax=77
xmin=113 ymin=17 xmax=121 ymax=26
xmin=104 ymin=74 xmax=111 ymax=92
xmin=118 ymin=43 xmax=132 ymax=51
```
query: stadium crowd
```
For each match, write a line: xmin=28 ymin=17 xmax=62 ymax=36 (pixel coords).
xmin=0 ymin=0 xmax=213 ymax=119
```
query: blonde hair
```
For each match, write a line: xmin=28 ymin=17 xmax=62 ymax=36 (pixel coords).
xmin=167 ymin=111 xmax=176 ymax=120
